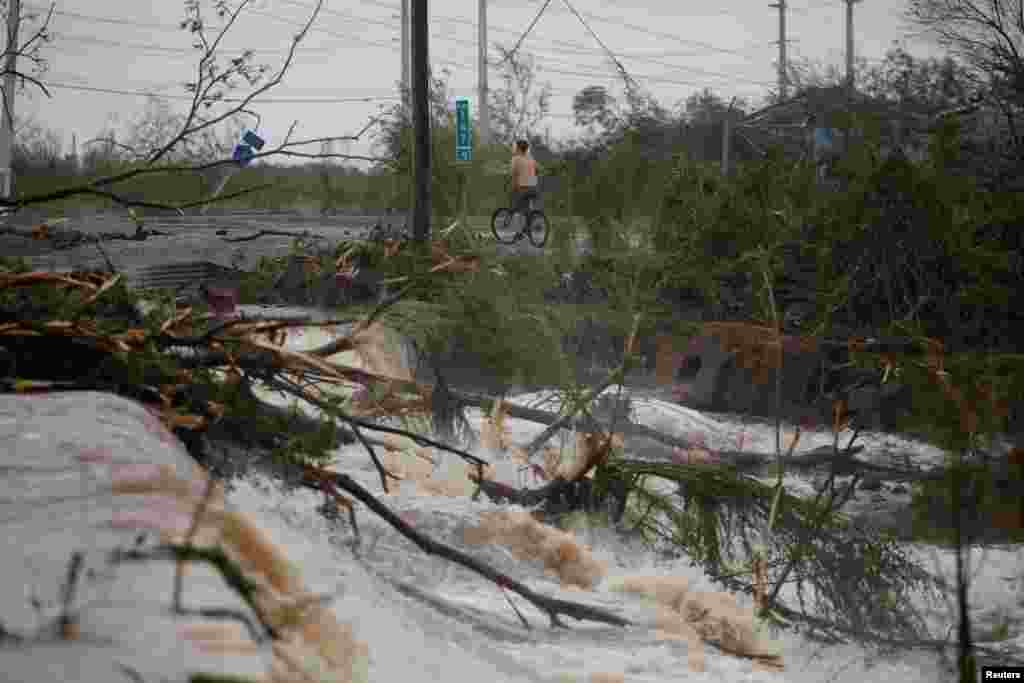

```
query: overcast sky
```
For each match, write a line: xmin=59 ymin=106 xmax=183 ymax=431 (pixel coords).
xmin=17 ymin=0 xmax=937 ymax=164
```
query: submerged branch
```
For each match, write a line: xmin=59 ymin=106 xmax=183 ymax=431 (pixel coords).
xmin=317 ymin=469 xmax=631 ymax=629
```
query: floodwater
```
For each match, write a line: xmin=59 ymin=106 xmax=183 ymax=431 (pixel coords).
xmin=233 ymin=314 xmax=1024 ymax=683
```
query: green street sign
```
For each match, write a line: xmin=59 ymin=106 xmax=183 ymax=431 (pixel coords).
xmin=455 ymin=97 xmax=472 ymax=161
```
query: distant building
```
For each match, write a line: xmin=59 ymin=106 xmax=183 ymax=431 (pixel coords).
xmin=736 ymin=85 xmax=939 ymax=180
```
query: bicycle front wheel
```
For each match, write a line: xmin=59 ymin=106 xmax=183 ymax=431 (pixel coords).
xmin=491 ymin=208 xmax=518 ymax=244
xmin=526 ymin=210 xmax=549 ymax=247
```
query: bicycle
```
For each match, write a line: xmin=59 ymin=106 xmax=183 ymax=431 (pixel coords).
xmin=491 ymin=197 xmax=549 ymax=247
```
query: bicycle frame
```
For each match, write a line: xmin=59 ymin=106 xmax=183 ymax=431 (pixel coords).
xmin=512 ymin=197 xmax=538 ymax=214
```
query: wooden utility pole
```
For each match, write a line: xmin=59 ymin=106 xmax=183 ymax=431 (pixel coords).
xmin=0 ymin=0 xmax=21 ymax=199
xmin=477 ymin=0 xmax=490 ymax=145
xmin=411 ymin=0 xmax=431 ymax=242
xmin=769 ymin=0 xmax=788 ymax=100
xmin=721 ymin=98 xmax=736 ymax=177
xmin=721 ymin=118 xmax=731 ymax=176
xmin=401 ymin=0 xmax=410 ymax=109
xmin=845 ymin=0 xmax=860 ymax=93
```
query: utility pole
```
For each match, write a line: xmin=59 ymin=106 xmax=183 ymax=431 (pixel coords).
xmin=721 ymin=117 xmax=731 ymax=176
xmin=769 ymin=0 xmax=788 ymax=100
xmin=401 ymin=0 xmax=410 ymax=109
xmin=477 ymin=0 xmax=490 ymax=145
xmin=411 ymin=0 xmax=431 ymax=242
xmin=0 ymin=0 xmax=21 ymax=199
xmin=721 ymin=97 xmax=736 ymax=177
xmin=845 ymin=0 xmax=860 ymax=93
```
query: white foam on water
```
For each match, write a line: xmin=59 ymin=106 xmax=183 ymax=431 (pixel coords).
xmin=220 ymin=323 xmax=1019 ymax=682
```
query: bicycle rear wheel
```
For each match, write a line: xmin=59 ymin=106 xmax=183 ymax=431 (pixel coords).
xmin=491 ymin=208 xmax=518 ymax=244
xmin=526 ymin=210 xmax=549 ymax=247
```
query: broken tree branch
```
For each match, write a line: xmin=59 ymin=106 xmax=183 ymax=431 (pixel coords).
xmin=258 ymin=372 xmax=487 ymax=469
xmin=317 ymin=468 xmax=631 ymax=629
xmin=112 ymin=544 xmax=281 ymax=641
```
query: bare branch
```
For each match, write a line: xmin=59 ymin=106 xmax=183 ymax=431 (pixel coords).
xmin=150 ymin=0 xmax=324 ymax=165
xmin=0 ymin=1 xmax=54 ymax=121
xmin=0 ymin=114 xmax=387 ymax=210
xmin=151 ymin=0 xmax=256 ymax=165
xmin=14 ymin=2 xmax=54 ymax=61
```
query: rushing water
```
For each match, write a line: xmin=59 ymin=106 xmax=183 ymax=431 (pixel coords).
xmin=232 ymin=312 xmax=1024 ymax=683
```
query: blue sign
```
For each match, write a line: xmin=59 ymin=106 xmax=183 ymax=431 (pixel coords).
xmin=242 ymin=130 xmax=266 ymax=150
xmin=814 ymin=127 xmax=835 ymax=150
xmin=233 ymin=144 xmax=255 ymax=166
xmin=455 ymin=97 xmax=472 ymax=161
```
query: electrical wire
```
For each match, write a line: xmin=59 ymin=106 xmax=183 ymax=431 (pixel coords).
xmin=358 ymin=0 xmax=769 ymax=61
xmin=38 ymin=76 xmax=585 ymax=120
xmin=38 ymin=2 xmax=777 ymax=94
xmin=51 ymin=31 xmax=393 ymax=58
xmin=33 ymin=2 xmax=770 ymax=123
xmin=47 ymin=7 xmax=766 ymax=95
xmin=557 ymin=0 xmax=639 ymax=93
xmin=23 ymin=4 xmax=176 ymax=31
xmin=324 ymin=0 xmax=773 ymax=70
xmin=51 ymin=32 xmax=391 ymax=57
xmin=40 ymin=80 xmax=403 ymax=104
xmin=505 ymin=0 xmax=765 ymax=63
xmin=279 ymin=0 xmax=774 ymax=85
xmin=498 ymin=0 xmax=553 ymax=66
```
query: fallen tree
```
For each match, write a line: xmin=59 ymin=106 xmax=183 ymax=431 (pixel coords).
xmin=2 ymin=212 xmax=1019 ymax=667
xmin=0 ymin=255 xmax=647 ymax=636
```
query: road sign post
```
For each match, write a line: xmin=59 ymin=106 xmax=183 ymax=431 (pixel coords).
xmin=455 ymin=97 xmax=472 ymax=162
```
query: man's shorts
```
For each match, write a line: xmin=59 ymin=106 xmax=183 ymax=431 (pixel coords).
xmin=511 ymin=188 xmax=539 ymax=214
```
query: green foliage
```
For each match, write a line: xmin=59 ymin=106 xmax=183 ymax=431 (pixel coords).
xmin=271 ymin=401 xmax=343 ymax=467
xmin=910 ymin=461 xmax=1024 ymax=546
xmin=425 ymin=257 xmax=567 ymax=388
xmin=613 ymin=460 xmax=942 ymax=643
xmin=234 ymin=255 xmax=289 ymax=304
xmin=189 ymin=675 xmax=264 ymax=683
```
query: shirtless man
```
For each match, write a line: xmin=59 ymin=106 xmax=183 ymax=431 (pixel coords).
xmin=509 ymin=139 xmax=539 ymax=214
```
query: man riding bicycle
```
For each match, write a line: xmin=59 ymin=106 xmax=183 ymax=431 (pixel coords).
xmin=509 ymin=139 xmax=539 ymax=215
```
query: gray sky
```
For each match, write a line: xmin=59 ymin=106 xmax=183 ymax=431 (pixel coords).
xmin=18 ymin=0 xmax=936 ymax=163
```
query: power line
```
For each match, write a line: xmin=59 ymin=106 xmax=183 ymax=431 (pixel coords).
xmin=345 ymin=0 xmax=773 ymax=69
xmin=40 ymin=2 xmax=776 ymax=93
xmin=500 ymin=0 xmax=554 ymax=65
xmin=36 ymin=4 xmax=769 ymax=121
xmin=40 ymin=81 xmax=403 ymax=104
xmin=36 ymin=75 xmax=592 ymax=119
xmin=50 ymin=31 xmax=392 ymax=58
xmin=557 ymin=0 xmax=638 ymax=93
xmin=575 ymin=12 xmax=764 ymax=63
xmin=24 ymin=4 xmax=177 ymax=31
xmin=52 ymin=7 xmax=764 ymax=95
xmin=44 ymin=28 xmax=601 ymax=101
xmin=495 ymin=0 xmax=765 ymax=63
xmin=51 ymin=32 xmax=383 ymax=57
xmin=36 ymin=0 xmax=883 ymax=100
xmin=358 ymin=0 xmax=765 ymax=60
xmin=41 ymin=71 xmax=185 ymax=94
xmin=289 ymin=0 xmax=779 ymax=88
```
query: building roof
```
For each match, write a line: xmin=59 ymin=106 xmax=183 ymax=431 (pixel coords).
xmin=742 ymin=85 xmax=939 ymax=128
